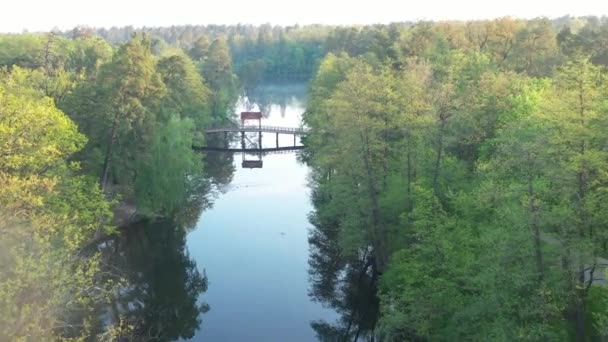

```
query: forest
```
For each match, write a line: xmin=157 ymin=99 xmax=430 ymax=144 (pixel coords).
xmin=1 ymin=15 xmax=608 ymax=340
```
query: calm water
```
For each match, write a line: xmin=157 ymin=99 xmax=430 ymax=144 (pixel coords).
xmin=186 ymin=83 xmax=337 ymax=341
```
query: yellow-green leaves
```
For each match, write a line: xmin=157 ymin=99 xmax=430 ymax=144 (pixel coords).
xmin=0 ymin=71 xmax=116 ymax=340
xmin=0 ymin=84 xmax=86 ymax=175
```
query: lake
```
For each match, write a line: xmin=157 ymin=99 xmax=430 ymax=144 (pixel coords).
xmin=186 ymin=83 xmax=338 ymax=341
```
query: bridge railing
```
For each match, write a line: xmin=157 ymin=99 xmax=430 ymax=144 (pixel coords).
xmin=241 ymin=125 xmax=308 ymax=133
xmin=206 ymin=125 xmax=309 ymax=134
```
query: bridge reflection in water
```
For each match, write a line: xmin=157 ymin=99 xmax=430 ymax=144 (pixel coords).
xmin=194 ymin=145 xmax=304 ymax=169
xmin=199 ymin=128 xmax=305 ymax=169
xmin=203 ymin=111 xmax=306 ymax=169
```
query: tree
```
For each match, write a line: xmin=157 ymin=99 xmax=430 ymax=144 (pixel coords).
xmin=538 ymin=57 xmax=607 ymax=340
xmin=135 ymin=116 xmax=202 ymax=217
xmin=321 ymin=61 xmax=401 ymax=271
xmin=157 ymin=49 xmax=211 ymax=145
xmin=0 ymin=34 xmax=44 ymax=68
xmin=94 ymin=34 xmax=166 ymax=190
xmin=188 ymin=35 xmax=210 ymax=61
xmin=202 ymin=36 xmax=237 ymax=120
xmin=67 ymin=35 xmax=113 ymax=78
xmin=0 ymin=75 xmax=117 ymax=340
xmin=509 ymin=19 xmax=559 ymax=76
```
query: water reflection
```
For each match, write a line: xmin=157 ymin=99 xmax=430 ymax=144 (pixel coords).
xmin=186 ymin=83 xmax=338 ymax=341
xmin=241 ymin=83 xmax=307 ymax=118
xmin=103 ymin=83 xmax=383 ymax=341
xmin=241 ymin=152 xmax=263 ymax=168
xmin=307 ymin=172 xmax=380 ymax=341
xmin=98 ymin=146 xmax=235 ymax=341
xmin=104 ymin=219 xmax=209 ymax=341
xmin=203 ymin=134 xmax=236 ymax=189
xmin=175 ymin=168 xmax=215 ymax=233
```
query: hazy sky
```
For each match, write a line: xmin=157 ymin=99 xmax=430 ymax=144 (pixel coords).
xmin=2 ymin=0 xmax=606 ymax=32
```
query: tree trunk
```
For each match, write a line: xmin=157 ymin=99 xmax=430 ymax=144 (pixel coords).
xmin=432 ymin=119 xmax=446 ymax=193
xmin=406 ymin=139 xmax=414 ymax=213
xmin=575 ymin=278 xmax=586 ymax=342
xmin=360 ymin=129 xmax=388 ymax=272
xmin=100 ymin=116 xmax=119 ymax=191
xmin=353 ymin=326 xmax=361 ymax=342
xmin=407 ymin=149 xmax=412 ymax=196
xmin=406 ymin=136 xmax=413 ymax=195
xmin=382 ymin=115 xmax=389 ymax=191
xmin=573 ymin=80 xmax=589 ymax=342
xmin=528 ymin=174 xmax=544 ymax=282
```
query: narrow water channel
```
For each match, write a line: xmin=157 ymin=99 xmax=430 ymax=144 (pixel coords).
xmin=186 ymin=83 xmax=338 ymax=341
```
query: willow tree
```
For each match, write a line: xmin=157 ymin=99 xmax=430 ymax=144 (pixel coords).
xmin=135 ymin=116 xmax=202 ymax=217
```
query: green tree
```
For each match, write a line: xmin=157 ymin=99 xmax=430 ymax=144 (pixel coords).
xmin=135 ymin=116 xmax=202 ymax=217
xmin=202 ymin=36 xmax=237 ymax=120
xmin=538 ymin=57 xmax=608 ymax=340
xmin=0 ymin=76 xmax=118 ymax=340
xmin=157 ymin=49 xmax=211 ymax=145
xmin=88 ymin=34 xmax=166 ymax=190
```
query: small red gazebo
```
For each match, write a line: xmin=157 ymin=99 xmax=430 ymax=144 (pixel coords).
xmin=240 ymin=111 xmax=262 ymax=127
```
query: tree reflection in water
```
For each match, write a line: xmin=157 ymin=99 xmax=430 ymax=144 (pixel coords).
xmin=103 ymin=219 xmax=208 ymax=341
xmin=241 ymin=83 xmax=307 ymax=118
xmin=307 ymin=179 xmax=380 ymax=342
xmin=202 ymin=135 xmax=236 ymax=190
xmin=98 ymin=150 xmax=237 ymax=341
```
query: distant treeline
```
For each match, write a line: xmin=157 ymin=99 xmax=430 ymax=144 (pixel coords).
xmin=5 ymin=16 xmax=606 ymax=86
xmin=51 ymin=16 xmax=608 ymax=85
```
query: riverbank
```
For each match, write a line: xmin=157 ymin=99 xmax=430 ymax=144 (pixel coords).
xmin=112 ymin=200 xmax=143 ymax=228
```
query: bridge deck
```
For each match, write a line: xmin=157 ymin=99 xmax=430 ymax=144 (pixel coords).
xmin=205 ymin=125 xmax=309 ymax=135
xmin=194 ymin=145 xmax=304 ymax=154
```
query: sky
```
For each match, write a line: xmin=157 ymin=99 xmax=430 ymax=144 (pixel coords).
xmin=2 ymin=0 xmax=607 ymax=32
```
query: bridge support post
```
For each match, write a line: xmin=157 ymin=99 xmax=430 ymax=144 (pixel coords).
xmin=293 ymin=134 xmax=296 ymax=146
xmin=241 ymin=131 xmax=245 ymax=149
xmin=276 ymin=132 xmax=279 ymax=148
xmin=258 ymin=132 xmax=262 ymax=149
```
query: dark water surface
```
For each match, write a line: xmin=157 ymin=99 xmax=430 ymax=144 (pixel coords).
xmin=186 ymin=84 xmax=338 ymax=341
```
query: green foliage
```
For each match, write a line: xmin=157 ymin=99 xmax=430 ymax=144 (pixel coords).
xmin=304 ymin=17 xmax=608 ymax=341
xmin=0 ymin=32 xmax=218 ymax=338
xmin=135 ymin=116 xmax=202 ymax=217
xmin=201 ymin=37 xmax=238 ymax=120
xmin=2 ymin=16 xmax=608 ymax=340
xmin=0 ymin=79 xmax=85 ymax=175
xmin=67 ymin=36 xmax=113 ymax=77
xmin=0 ymin=34 xmax=45 ymax=68
xmin=157 ymin=49 xmax=211 ymax=145
xmin=0 ymin=76 xmax=118 ymax=340
xmin=380 ymin=186 xmax=475 ymax=339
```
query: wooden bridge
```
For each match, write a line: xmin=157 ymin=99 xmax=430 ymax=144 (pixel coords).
xmin=194 ymin=145 xmax=304 ymax=154
xmin=205 ymin=125 xmax=309 ymax=136
xmin=206 ymin=111 xmax=309 ymax=136
xmin=200 ymin=112 xmax=308 ymax=159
